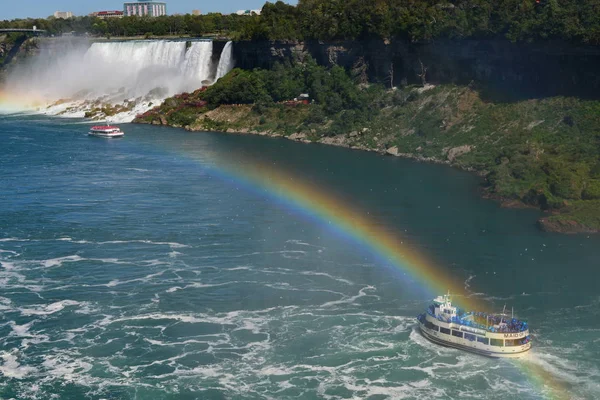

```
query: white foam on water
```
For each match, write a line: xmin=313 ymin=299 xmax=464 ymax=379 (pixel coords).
xmin=9 ymin=320 xmax=36 ymax=337
xmin=225 ymin=266 xmax=253 ymax=271
xmin=1 ymin=260 xmax=16 ymax=270
xmin=321 ymin=286 xmax=377 ymax=308
xmin=126 ymin=168 xmax=150 ymax=172
xmin=519 ymin=349 xmax=600 ymax=397
xmin=144 ymin=334 xmax=230 ymax=347
xmin=0 ymin=249 xmax=19 ymax=255
xmin=41 ymin=255 xmax=84 ymax=268
xmin=20 ymin=300 xmax=81 ymax=316
xmin=41 ymin=355 xmax=93 ymax=382
xmin=0 ymin=237 xmax=32 ymax=242
xmin=480 ymin=373 xmax=541 ymax=399
xmin=285 ymin=239 xmax=325 ymax=249
xmin=103 ymin=269 xmax=168 ymax=288
xmin=97 ymin=239 xmax=189 ymax=248
xmin=0 ymin=351 xmax=37 ymax=379
xmin=106 ymin=280 xmax=120 ymax=288
xmin=0 ymin=296 xmax=14 ymax=311
xmin=300 ymin=271 xmax=355 ymax=285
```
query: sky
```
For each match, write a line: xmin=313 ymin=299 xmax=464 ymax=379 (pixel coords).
xmin=1 ymin=0 xmax=297 ymax=20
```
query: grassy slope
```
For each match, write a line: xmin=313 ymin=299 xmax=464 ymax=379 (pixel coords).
xmin=135 ymin=85 xmax=600 ymax=233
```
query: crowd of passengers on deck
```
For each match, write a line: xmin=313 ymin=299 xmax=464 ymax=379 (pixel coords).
xmin=427 ymin=306 xmax=528 ymax=333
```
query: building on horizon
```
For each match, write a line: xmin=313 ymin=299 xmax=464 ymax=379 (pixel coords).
xmin=192 ymin=10 xmax=201 ymax=15
xmin=53 ymin=11 xmax=74 ymax=19
xmin=123 ymin=0 xmax=167 ymax=17
xmin=235 ymin=9 xmax=261 ymax=16
xmin=90 ymin=11 xmax=124 ymax=19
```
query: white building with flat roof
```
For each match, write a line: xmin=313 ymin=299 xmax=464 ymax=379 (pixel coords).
xmin=54 ymin=11 xmax=74 ymax=19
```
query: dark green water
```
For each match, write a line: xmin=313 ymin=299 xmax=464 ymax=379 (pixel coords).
xmin=0 ymin=114 xmax=598 ymax=399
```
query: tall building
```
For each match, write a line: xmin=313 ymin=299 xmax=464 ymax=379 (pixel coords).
xmin=54 ymin=11 xmax=74 ymax=19
xmin=123 ymin=0 xmax=167 ymax=17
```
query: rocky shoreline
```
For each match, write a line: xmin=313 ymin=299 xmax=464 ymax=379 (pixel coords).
xmin=538 ymin=217 xmax=599 ymax=234
xmin=135 ymin=116 xmax=598 ymax=235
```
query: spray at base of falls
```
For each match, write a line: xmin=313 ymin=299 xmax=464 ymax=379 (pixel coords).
xmin=0 ymin=40 xmax=234 ymax=122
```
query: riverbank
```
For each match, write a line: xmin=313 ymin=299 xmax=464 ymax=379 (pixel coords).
xmin=133 ymin=81 xmax=600 ymax=234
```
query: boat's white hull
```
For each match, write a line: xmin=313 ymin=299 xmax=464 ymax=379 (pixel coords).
xmin=418 ymin=319 xmax=531 ymax=358
xmin=88 ymin=132 xmax=124 ymax=138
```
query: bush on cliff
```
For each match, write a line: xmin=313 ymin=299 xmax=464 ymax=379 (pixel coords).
xmin=203 ymin=69 xmax=272 ymax=106
xmin=583 ymin=180 xmax=600 ymax=200
xmin=202 ymin=59 xmax=378 ymax=127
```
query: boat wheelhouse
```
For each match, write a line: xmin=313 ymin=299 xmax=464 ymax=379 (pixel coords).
xmin=417 ymin=293 xmax=531 ymax=358
xmin=88 ymin=125 xmax=124 ymax=138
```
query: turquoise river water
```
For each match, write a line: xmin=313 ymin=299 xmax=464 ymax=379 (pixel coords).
xmin=0 ymin=114 xmax=599 ymax=399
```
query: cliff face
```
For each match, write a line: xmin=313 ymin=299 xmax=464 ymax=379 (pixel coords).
xmin=0 ymin=35 xmax=27 ymax=67
xmin=0 ymin=35 xmax=41 ymax=82
xmin=232 ymin=39 xmax=600 ymax=101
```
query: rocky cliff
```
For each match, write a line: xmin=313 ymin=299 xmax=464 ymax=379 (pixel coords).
xmin=232 ymin=39 xmax=600 ymax=101
xmin=0 ymin=35 xmax=41 ymax=83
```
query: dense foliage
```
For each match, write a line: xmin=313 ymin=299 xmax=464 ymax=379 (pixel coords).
xmin=2 ymin=0 xmax=600 ymax=43
xmin=200 ymin=60 xmax=385 ymax=135
xmin=242 ymin=0 xmax=600 ymax=43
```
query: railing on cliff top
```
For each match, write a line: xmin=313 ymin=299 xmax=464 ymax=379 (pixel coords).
xmin=0 ymin=29 xmax=47 ymax=35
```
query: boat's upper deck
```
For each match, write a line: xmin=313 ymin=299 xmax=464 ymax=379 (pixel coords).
xmin=426 ymin=294 xmax=529 ymax=334
xmin=426 ymin=305 xmax=528 ymax=333
xmin=91 ymin=125 xmax=122 ymax=133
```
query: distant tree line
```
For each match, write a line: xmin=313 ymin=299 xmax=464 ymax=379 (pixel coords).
xmin=243 ymin=0 xmax=600 ymax=43
xmin=2 ymin=0 xmax=599 ymax=43
xmin=0 ymin=13 xmax=252 ymax=38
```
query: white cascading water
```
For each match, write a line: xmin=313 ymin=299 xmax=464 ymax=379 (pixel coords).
xmin=182 ymin=41 xmax=214 ymax=85
xmin=3 ymin=39 xmax=232 ymax=122
xmin=215 ymin=41 xmax=234 ymax=81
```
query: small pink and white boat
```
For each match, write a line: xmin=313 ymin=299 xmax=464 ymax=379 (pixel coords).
xmin=88 ymin=125 xmax=124 ymax=138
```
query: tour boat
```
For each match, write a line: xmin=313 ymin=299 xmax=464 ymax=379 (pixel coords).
xmin=88 ymin=125 xmax=124 ymax=138
xmin=417 ymin=293 xmax=531 ymax=358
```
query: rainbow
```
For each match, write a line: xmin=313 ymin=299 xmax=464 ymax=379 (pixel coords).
xmin=516 ymin=357 xmax=572 ymax=400
xmin=202 ymin=152 xmax=477 ymax=309
xmin=176 ymin=141 xmax=573 ymax=400
xmin=0 ymin=89 xmax=46 ymax=113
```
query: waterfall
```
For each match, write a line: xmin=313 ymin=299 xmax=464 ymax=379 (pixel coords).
xmin=215 ymin=41 xmax=234 ymax=81
xmin=3 ymin=39 xmax=230 ymax=121
xmin=182 ymin=41 xmax=214 ymax=85
xmin=80 ymin=41 xmax=189 ymax=98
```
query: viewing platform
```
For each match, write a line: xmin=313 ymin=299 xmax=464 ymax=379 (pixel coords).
xmin=0 ymin=28 xmax=47 ymax=35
